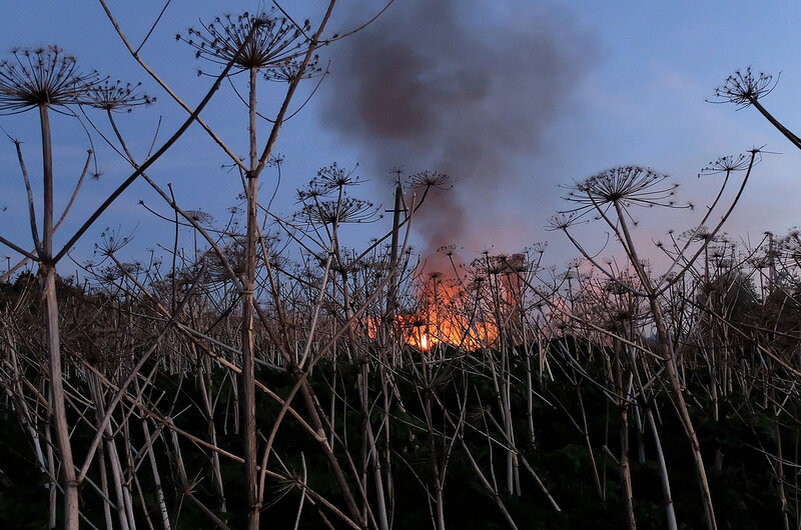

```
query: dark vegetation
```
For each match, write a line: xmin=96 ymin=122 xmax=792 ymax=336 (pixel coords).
xmin=1 ymin=4 xmax=800 ymax=529
xmin=4 ymin=212 xmax=801 ymax=529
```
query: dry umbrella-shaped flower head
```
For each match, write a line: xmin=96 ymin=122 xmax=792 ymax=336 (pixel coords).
xmin=531 ymin=242 xmax=547 ymax=253
xmin=408 ymin=170 xmax=452 ymax=191
xmin=267 ymin=56 xmax=323 ymax=83
xmin=315 ymin=162 xmax=360 ymax=190
xmin=679 ymin=225 xmax=716 ymax=245
xmin=82 ymin=79 xmax=154 ymax=112
xmin=185 ymin=209 xmax=215 ymax=225
xmin=712 ymin=67 xmax=777 ymax=109
xmin=699 ymin=153 xmax=754 ymax=176
xmin=0 ymin=45 xmax=99 ymax=114
xmin=561 ymin=166 xmax=686 ymax=220
xmin=296 ymin=197 xmax=380 ymax=226
xmin=296 ymin=182 xmax=327 ymax=202
xmin=178 ymin=10 xmax=314 ymax=80
xmin=95 ymin=226 xmax=133 ymax=256
xmin=545 ymin=212 xmax=579 ymax=232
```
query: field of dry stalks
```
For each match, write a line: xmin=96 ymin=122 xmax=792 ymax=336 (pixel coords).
xmin=5 ymin=160 xmax=801 ymax=529
xmin=1 ymin=4 xmax=801 ymax=530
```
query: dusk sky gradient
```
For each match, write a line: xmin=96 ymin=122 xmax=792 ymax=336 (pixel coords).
xmin=1 ymin=1 xmax=801 ymax=276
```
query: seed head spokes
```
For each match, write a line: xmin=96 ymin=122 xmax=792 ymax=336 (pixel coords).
xmin=179 ymin=10 xmax=314 ymax=78
xmin=712 ymin=67 xmax=777 ymax=109
xmin=0 ymin=45 xmax=99 ymax=114
xmin=83 ymin=79 xmax=155 ymax=112
xmin=561 ymin=166 xmax=684 ymax=220
xmin=699 ymin=153 xmax=754 ymax=176
xmin=408 ymin=170 xmax=451 ymax=190
xmin=296 ymin=197 xmax=380 ymax=226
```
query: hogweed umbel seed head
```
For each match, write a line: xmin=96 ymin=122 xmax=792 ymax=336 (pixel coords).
xmin=712 ymin=67 xmax=777 ymax=109
xmin=83 ymin=79 xmax=154 ymax=112
xmin=178 ymin=10 xmax=314 ymax=80
xmin=699 ymin=153 xmax=754 ymax=176
xmin=559 ymin=166 xmax=689 ymax=220
xmin=0 ymin=45 xmax=99 ymax=114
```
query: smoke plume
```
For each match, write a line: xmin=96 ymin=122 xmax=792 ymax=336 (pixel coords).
xmin=322 ymin=0 xmax=591 ymax=267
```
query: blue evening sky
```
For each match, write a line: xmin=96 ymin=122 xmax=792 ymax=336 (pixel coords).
xmin=1 ymin=1 xmax=800 ymax=276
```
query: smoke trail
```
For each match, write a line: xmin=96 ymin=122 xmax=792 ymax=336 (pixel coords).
xmin=322 ymin=0 xmax=591 ymax=266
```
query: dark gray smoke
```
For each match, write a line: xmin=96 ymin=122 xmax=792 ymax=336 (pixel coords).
xmin=322 ymin=0 xmax=591 ymax=265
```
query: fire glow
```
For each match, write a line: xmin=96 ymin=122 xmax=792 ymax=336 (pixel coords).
xmin=366 ymin=274 xmax=506 ymax=352
xmin=400 ymin=278 xmax=498 ymax=351
xmin=363 ymin=254 xmax=527 ymax=351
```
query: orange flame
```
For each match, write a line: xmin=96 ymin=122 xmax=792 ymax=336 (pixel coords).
xmin=370 ymin=276 xmax=499 ymax=351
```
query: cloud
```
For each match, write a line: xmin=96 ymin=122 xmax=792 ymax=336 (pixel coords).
xmin=321 ymin=0 xmax=593 ymax=267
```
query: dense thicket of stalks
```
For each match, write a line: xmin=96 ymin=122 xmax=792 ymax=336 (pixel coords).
xmin=3 ymin=214 xmax=801 ymax=529
xmin=3 ymin=4 xmax=801 ymax=529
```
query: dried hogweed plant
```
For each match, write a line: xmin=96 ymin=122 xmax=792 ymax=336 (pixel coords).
xmin=713 ymin=66 xmax=801 ymax=150
xmin=82 ymin=79 xmax=155 ymax=112
xmin=0 ymin=45 xmax=99 ymax=113
xmin=0 ymin=43 xmax=154 ymax=530
xmin=712 ymin=67 xmax=777 ymax=109
xmin=177 ymin=10 xmax=317 ymax=80
xmin=561 ymin=166 xmax=687 ymax=223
